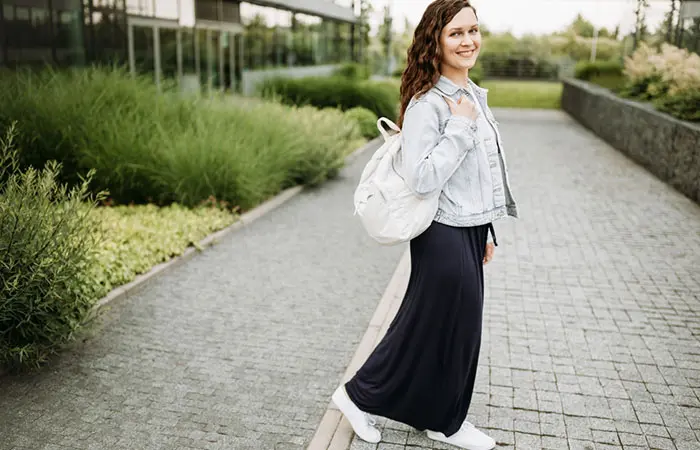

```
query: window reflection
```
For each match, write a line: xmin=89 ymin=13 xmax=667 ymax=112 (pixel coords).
xmin=4 ymin=0 xmax=53 ymax=64
xmin=1 ymin=0 xmax=356 ymax=85
xmin=239 ymin=2 xmax=352 ymax=70
xmin=133 ymin=25 xmax=155 ymax=76
xmin=54 ymin=0 xmax=85 ymax=64
xmin=159 ymin=28 xmax=178 ymax=80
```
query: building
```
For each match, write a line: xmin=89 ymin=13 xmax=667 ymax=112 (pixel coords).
xmin=0 ymin=0 xmax=359 ymax=93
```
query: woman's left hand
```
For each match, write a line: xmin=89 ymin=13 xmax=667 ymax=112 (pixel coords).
xmin=483 ymin=243 xmax=495 ymax=265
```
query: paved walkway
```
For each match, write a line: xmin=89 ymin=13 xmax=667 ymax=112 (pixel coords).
xmin=2 ymin=109 xmax=700 ymax=450
xmin=349 ymin=109 xmax=700 ymax=450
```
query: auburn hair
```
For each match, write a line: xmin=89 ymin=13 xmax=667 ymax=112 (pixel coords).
xmin=397 ymin=0 xmax=477 ymax=127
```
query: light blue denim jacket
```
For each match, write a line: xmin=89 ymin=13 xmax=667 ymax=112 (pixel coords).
xmin=400 ymin=76 xmax=518 ymax=235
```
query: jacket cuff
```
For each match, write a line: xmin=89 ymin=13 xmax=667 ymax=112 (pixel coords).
xmin=446 ymin=115 xmax=478 ymax=133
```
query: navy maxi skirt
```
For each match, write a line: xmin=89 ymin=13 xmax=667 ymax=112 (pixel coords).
xmin=345 ymin=221 xmax=490 ymax=437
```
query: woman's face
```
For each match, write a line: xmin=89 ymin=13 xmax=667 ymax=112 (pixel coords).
xmin=439 ymin=7 xmax=481 ymax=72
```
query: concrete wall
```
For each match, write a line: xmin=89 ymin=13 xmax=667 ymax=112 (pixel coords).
xmin=561 ymin=78 xmax=700 ymax=204
xmin=240 ymin=64 xmax=340 ymax=96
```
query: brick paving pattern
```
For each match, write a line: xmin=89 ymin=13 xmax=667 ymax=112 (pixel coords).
xmin=349 ymin=109 xmax=700 ymax=450
xmin=0 ymin=142 xmax=405 ymax=450
xmin=1 ymin=109 xmax=699 ymax=450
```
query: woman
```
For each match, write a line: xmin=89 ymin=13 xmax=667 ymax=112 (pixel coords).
xmin=332 ymin=1 xmax=517 ymax=449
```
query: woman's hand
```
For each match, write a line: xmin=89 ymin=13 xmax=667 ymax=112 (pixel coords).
xmin=483 ymin=242 xmax=495 ymax=265
xmin=444 ymin=95 xmax=478 ymax=121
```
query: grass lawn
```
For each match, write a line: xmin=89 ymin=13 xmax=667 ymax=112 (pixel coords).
xmin=481 ymin=80 xmax=562 ymax=109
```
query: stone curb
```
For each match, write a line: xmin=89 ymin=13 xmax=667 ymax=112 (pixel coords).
xmin=1 ymin=136 xmax=382 ymax=376
xmin=86 ymin=184 xmax=305 ymax=319
xmin=307 ymin=249 xmax=411 ymax=450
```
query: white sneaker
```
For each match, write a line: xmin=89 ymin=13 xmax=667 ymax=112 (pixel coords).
xmin=331 ymin=386 xmax=381 ymax=444
xmin=426 ymin=422 xmax=495 ymax=450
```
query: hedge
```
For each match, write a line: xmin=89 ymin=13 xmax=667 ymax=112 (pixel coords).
xmin=345 ymin=107 xmax=379 ymax=139
xmin=258 ymin=76 xmax=399 ymax=121
xmin=0 ymin=66 xmax=367 ymax=371
xmin=0 ymin=67 xmax=364 ymax=209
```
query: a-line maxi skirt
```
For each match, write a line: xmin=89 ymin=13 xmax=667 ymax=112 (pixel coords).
xmin=345 ymin=221 xmax=490 ymax=437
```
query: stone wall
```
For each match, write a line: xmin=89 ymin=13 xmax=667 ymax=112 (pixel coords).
xmin=561 ymin=78 xmax=700 ymax=205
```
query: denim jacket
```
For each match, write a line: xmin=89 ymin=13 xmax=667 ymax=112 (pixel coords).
xmin=400 ymin=76 xmax=518 ymax=234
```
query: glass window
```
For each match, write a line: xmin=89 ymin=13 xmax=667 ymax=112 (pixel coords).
xmin=221 ymin=0 xmax=239 ymax=23
xmin=194 ymin=0 xmax=216 ymax=21
xmin=181 ymin=28 xmax=196 ymax=76
xmin=132 ymin=25 xmax=155 ymax=76
xmin=54 ymin=0 xmax=85 ymax=64
xmin=335 ymin=22 xmax=351 ymax=63
xmin=239 ymin=3 xmax=353 ymax=70
xmin=272 ymin=9 xmax=292 ymax=68
xmin=159 ymin=28 xmax=178 ymax=80
xmin=90 ymin=8 xmax=127 ymax=64
xmin=194 ymin=0 xmax=239 ymax=23
xmin=198 ymin=29 xmax=224 ymax=89
xmin=241 ymin=3 xmax=268 ymax=70
xmin=291 ymin=13 xmax=321 ymax=67
xmin=2 ymin=3 xmax=13 ymax=20
xmin=5 ymin=1 xmax=53 ymax=65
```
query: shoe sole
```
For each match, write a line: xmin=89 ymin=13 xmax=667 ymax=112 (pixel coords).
xmin=426 ymin=431 xmax=495 ymax=450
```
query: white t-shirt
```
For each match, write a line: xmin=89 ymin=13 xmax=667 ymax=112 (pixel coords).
xmin=467 ymin=84 xmax=497 ymax=149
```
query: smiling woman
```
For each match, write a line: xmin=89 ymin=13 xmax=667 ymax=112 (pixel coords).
xmin=330 ymin=1 xmax=518 ymax=450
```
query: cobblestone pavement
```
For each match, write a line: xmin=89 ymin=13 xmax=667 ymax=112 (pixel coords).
xmin=349 ymin=109 xmax=700 ymax=450
xmin=0 ymin=141 xmax=406 ymax=449
xmin=2 ymin=109 xmax=699 ymax=450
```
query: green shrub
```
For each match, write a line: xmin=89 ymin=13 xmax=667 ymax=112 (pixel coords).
xmin=478 ymin=54 xmax=559 ymax=80
xmin=654 ymin=90 xmax=700 ymax=122
xmin=619 ymin=74 xmax=665 ymax=100
xmin=0 ymin=124 xmax=105 ymax=370
xmin=469 ymin=64 xmax=483 ymax=86
xmin=345 ymin=107 xmax=379 ymax=139
xmin=574 ymin=60 xmax=623 ymax=81
xmin=334 ymin=63 xmax=370 ymax=80
xmin=88 ymin=203 xmax=236 ymax=298
xmin=0 ymin=67 xmax=363 ymax=210
xmin=259 ymin=76 xmax=399 ymax=121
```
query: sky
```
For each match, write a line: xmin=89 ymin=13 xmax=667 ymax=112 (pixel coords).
xmin=369 ymin=0 xmax=670 ymax=37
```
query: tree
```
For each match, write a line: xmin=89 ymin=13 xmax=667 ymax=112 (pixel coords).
xmin=567 ymin=13 xmax=596 ymax=38
xmin=355 ymin=0 xmax=373 ymax=63
xmin=633 ymin=0 xmax=650 ymax=49
xmin=663 ymin=0 xmax=678 ymax=42
xmin=378 ymin=4 xmax=393 ymax=74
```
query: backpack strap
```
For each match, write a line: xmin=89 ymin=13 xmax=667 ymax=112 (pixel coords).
xmin=377 ymin=118 xmax=400 ymax=141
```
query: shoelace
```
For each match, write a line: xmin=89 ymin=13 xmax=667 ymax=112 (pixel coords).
xmin=366 ymin=415 xmax=377 ymax=426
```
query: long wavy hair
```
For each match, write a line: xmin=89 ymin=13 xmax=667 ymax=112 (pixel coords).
xmin=398 ymin=0 xmax=477 ymax=127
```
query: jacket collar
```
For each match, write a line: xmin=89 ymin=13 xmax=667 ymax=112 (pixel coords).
xmin=434 ymin=75 xmax=487 ymax=100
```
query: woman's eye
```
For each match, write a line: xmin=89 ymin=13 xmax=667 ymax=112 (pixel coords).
xmin=451 ymin=32 xmax=462 ymax=37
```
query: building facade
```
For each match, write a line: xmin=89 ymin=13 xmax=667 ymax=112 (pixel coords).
xmin=0 ymin=0 xmax=358 ymax=93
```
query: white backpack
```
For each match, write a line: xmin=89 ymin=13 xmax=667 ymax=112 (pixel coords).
xmin=353 ymin=118 xmax=440 ymax=246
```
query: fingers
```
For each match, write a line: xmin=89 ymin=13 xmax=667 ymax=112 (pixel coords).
xmin=442 ymin=95 xmax=456 ymax=113
xmin=483 ymin=243 xmax=495 ymax=265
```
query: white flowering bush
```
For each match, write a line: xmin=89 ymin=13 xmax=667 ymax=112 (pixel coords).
xmin=622 ymin=43 xmax=700 ymax=121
